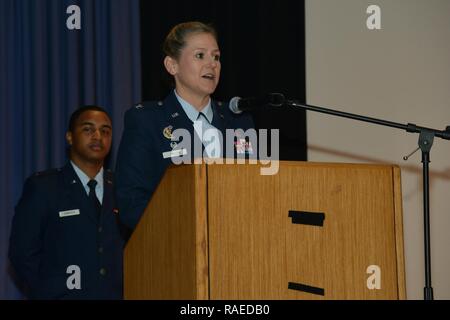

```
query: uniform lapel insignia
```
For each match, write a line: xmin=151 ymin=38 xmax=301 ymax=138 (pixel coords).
xmin=171 ymin=112 xmax=179 ymax=118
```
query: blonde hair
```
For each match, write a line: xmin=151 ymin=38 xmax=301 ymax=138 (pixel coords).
xmin=163 ymin=21 xmax=218 ymax=60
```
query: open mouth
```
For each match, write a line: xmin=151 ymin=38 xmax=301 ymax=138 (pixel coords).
xmin=202 ymin=73 xmax=215 ymax=80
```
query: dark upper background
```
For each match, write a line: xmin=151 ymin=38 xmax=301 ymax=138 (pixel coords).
xmin=140 ymin=0 xmax=307 ymax=161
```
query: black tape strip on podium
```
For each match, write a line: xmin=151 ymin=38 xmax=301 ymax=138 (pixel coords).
xmin=288 ymin=210 xmax=325 ymax=227
xmin=288 ymin=282 xmax=325 ymax=296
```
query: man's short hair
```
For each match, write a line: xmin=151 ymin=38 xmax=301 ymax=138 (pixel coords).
xmin=68 ymin=105 xmax=110 ymax=132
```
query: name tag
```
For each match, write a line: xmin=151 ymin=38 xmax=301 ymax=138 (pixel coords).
xmin=162 ymin=148 xmax=187 ymax=159
xmin=59 ymin=209 xmax=80 ymax=218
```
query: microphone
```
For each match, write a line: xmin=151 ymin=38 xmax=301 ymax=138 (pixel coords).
xmin=229 ymin=93 xmax=285 ymax=114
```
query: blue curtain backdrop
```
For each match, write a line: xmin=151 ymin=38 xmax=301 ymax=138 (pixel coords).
xmin=0 ymin=0 xmax=141 ymax=299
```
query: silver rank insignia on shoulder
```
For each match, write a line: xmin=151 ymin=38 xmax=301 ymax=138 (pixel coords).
xmin=135 ymin=104 xmax=144 ymax=109
xmin=163 ymin=125 xmax=173 ymax=139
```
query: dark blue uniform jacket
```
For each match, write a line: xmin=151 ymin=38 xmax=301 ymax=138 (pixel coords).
xmin=115 ymin=91 xmax=255 ymax=229
xmin=9 ymin=164 xmax=124 ymax=299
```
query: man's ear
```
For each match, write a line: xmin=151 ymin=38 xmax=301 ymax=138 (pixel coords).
xmin=164 ymin=56 xmax=178 ymax=76
xmin=66 ymin=131 xmax=73 ymax=146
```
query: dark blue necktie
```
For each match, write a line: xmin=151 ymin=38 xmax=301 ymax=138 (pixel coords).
xmin=197 ymin=112 xmax=210 ymax=123
xmin=87 ymin=179 xmax=101 ymax=218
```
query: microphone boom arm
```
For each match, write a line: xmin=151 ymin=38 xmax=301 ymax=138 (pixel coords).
xmin=285 ymin=98 xmax=450 ymax=140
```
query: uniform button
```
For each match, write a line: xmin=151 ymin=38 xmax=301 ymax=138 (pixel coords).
xmin=100 ymin=268 xmax=107 ymax=276
xmin=98 ymin=226 xmax=103 ymax=233
xmin=98 ymin=247 xmax=104 ymax=254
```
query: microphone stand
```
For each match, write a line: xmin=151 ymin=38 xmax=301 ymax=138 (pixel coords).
xmin=277 ymin=94 xmax=450 ymax=300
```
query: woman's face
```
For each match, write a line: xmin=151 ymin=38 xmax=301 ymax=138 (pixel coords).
xmin=165 ymin=32 xmax=221 ymax=101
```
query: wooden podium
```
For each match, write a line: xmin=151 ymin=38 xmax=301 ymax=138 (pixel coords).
xmin=124 ymin=161 xmax=406 ymax=300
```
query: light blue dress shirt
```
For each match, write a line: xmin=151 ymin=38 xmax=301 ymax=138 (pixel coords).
xmin=174 ymin=90 xmax=221 ymax=158
xmin=70 ymin=161 xmax=104 ymax=204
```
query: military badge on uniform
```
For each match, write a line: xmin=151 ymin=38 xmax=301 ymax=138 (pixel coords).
xmin=235 ymin=138 xmax=254 ymax=155
xmin=163 ymin=125 xmax=173 ymax=139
